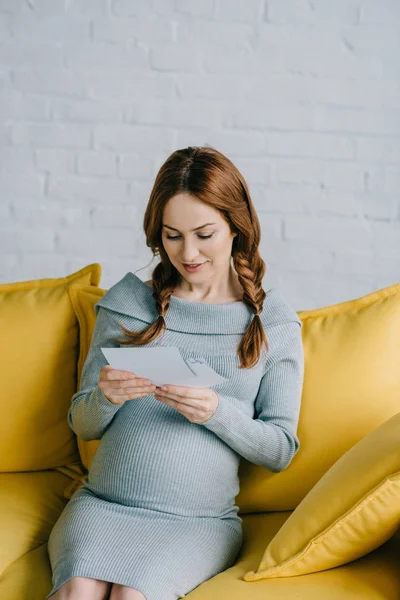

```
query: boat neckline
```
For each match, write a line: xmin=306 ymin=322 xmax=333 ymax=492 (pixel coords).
xmin=136 ymin=274 xmax=245 ymax=307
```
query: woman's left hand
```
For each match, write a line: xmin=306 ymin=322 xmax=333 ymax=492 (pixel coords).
xmin=154 ymin=384 xmax=219 ymax=424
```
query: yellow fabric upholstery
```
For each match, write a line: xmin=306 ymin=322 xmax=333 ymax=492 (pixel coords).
xmin=1 ymin=499 xmax=398 ymax=600
xmin=237 ymin=281 xmax=400 ymax=514
xmin=0 ymin=264 xmax=101 ymax=472
xmin=243 ymin=411 xmax=400 ymax=580
xmin=1 ymin=543 xmax=52 ymax=600
xmin=187 ymin=513 xmax=400 ymax=599
xmin=0 ymin=471 xmax=71 ymax=575
xmin=64 ymin=280 xmax=400 ymax=517
xmin=67 ymin=284 xmax=106 ymax=477
xmin=1 ymin=270 xmax=400 ymax=599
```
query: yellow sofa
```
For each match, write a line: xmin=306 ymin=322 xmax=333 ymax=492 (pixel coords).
xmin=1 ymin=264 xmax=399 ymax=599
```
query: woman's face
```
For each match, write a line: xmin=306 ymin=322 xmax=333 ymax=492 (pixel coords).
xmin=160 ymin=193 xmax=237 ymax=280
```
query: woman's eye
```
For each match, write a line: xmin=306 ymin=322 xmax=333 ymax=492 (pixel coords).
xmin=166 ymin=234 xmax=213 ymax=240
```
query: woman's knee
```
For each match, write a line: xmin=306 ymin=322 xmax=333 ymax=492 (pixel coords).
xmin=109 ymin=584 xmax=147 ymax=600
xmin=52 ymin=576 xmax=112 ymax=600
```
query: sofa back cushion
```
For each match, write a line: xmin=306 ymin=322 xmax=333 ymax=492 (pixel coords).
xmin=68 ymin=285 xmax=106 ymax=473
xmin=0 ymin=264 xmax=101 ymax=472
xmin=237 ymin=280 xmax=400 ymax=512
xmin=70 ymin=281 xmax=400 ymax=512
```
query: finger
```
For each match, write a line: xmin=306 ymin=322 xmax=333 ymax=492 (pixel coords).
xmin=99 ymin=379 xmax=149 ymax=392
xmin=110 ymin=380 xmax=154 ymax=391
xmin=110 ymin=386 xmax=155 ymax=398
xmin=163 ymin=385 xmax=205 ymax=399
xmin=161 ymin=385 xmax=192 ymax=397
xmin=126 ymin=385 xmax=155 ymax=395
xmin=155 ymin=395 xmax=180 ymax=408
xmin=101 ymin=373 xmax=150 ymax=387
xmin=106 ymin=369 xmax=137 ymax=380
xmin=161 ymin=385 xmax=186 ymax=395
xmin=156 ymin=391 xmax=200 ymax=408
xmin=156 ymin=395 xmax=198 ymax=418
xmin=123 ymin=387 xmax=153 ymax=397
xmin=100 ymin=379 xmax=152 ymax=394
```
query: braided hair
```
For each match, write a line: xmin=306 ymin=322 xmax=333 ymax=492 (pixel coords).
xmin=116 ymin=145 xmax=269 ymax=369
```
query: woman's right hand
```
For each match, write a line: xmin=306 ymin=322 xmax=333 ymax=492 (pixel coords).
xmin=98 ymin=365 xmax=156 ymax=406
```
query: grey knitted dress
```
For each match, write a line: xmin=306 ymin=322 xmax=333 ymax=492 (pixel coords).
xmin=46 ymin=272 xmax=304 ymax=600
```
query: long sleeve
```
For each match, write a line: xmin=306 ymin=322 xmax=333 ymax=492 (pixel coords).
xmin=68 ymin=306 xmax=123 ymax=441
xmin=201 ymin=320 xmax=304 ymax=472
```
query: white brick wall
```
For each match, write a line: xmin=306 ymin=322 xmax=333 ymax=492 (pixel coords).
xmin=1 ymin=0 xmax=399 ymax=310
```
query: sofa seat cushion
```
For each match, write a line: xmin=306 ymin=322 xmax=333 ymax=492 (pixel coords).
xmin=187 ymin=512 xmax=400 ymax=599
xmin=1 ymin=494 xmax=399 ymax=600
xmin=0 ymin=470 xmax=75 ymax=576
xmin=0 ymin=543 xmax=51 ymax=600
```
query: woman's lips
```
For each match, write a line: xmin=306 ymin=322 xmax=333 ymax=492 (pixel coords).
xmin=183 ymin=262 xmax=207 ymax=272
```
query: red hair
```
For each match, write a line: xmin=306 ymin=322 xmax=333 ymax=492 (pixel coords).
xmin=116 ymin=145 xmax=269 ymax=369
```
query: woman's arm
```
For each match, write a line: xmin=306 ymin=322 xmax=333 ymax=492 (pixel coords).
xmin=201 ymin=320 xmax=305 ymax=472
xmin=68 ymin=306 xmax=123 ymax=441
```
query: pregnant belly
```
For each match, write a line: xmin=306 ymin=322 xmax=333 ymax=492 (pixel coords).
xmin=86 ymin=396 xmax=240 ymax=518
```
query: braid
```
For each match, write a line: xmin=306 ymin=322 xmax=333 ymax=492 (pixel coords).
xmin=116 ymin=262 xmax=174 ymax=347
xmin=115 ymin=144 xmax=271 ymax=368
xmin=117 ymin=254 xmax=268 ymax=369
xmin=232 ymin=252 xmax=269 ymax=369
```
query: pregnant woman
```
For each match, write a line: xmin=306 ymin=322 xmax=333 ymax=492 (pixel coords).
xmin=46 ymin=145 xmax=304 ymax=600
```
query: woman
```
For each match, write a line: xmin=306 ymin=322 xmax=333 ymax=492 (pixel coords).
xmin=46 ymin=145 xmax=304 ymax=600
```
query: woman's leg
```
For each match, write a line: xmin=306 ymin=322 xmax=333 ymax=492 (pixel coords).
xmin=109 ymin=583 xmax=147 ymax=600
xmin=49 ymin=576 xmax=112 ymax=600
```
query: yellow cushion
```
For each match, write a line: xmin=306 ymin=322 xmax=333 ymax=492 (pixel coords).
xmin=185 ymin=512 xmax=400 ymax=599
xmin=237 ymin=281 xmax=400 ymax=514
xmin=0 ymin=543 xmax=52 ymax=600
xmin=243 ymin=411 xmax=400 ymax=580
xmin=1 ymin=507 xmax=399 ymax=599
xmin=67 ymin=284 xmax=107 ymax=476
xmin=0 ymin=470 xmax=71 ymax=575
xmin=0 ymin=264 xmax=101 ymax=472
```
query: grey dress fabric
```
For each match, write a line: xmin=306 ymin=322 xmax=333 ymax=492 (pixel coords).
xmin=46 ymin=272 xmax=304 ymax=600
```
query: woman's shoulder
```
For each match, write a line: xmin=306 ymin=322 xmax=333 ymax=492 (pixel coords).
xmin=261 ymin=289 xmax=303 ymax=368
xmin=93 ymin=273 xmax=157 ymax=323
xmin=260 ymin=288 xmax=302 ymax=329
